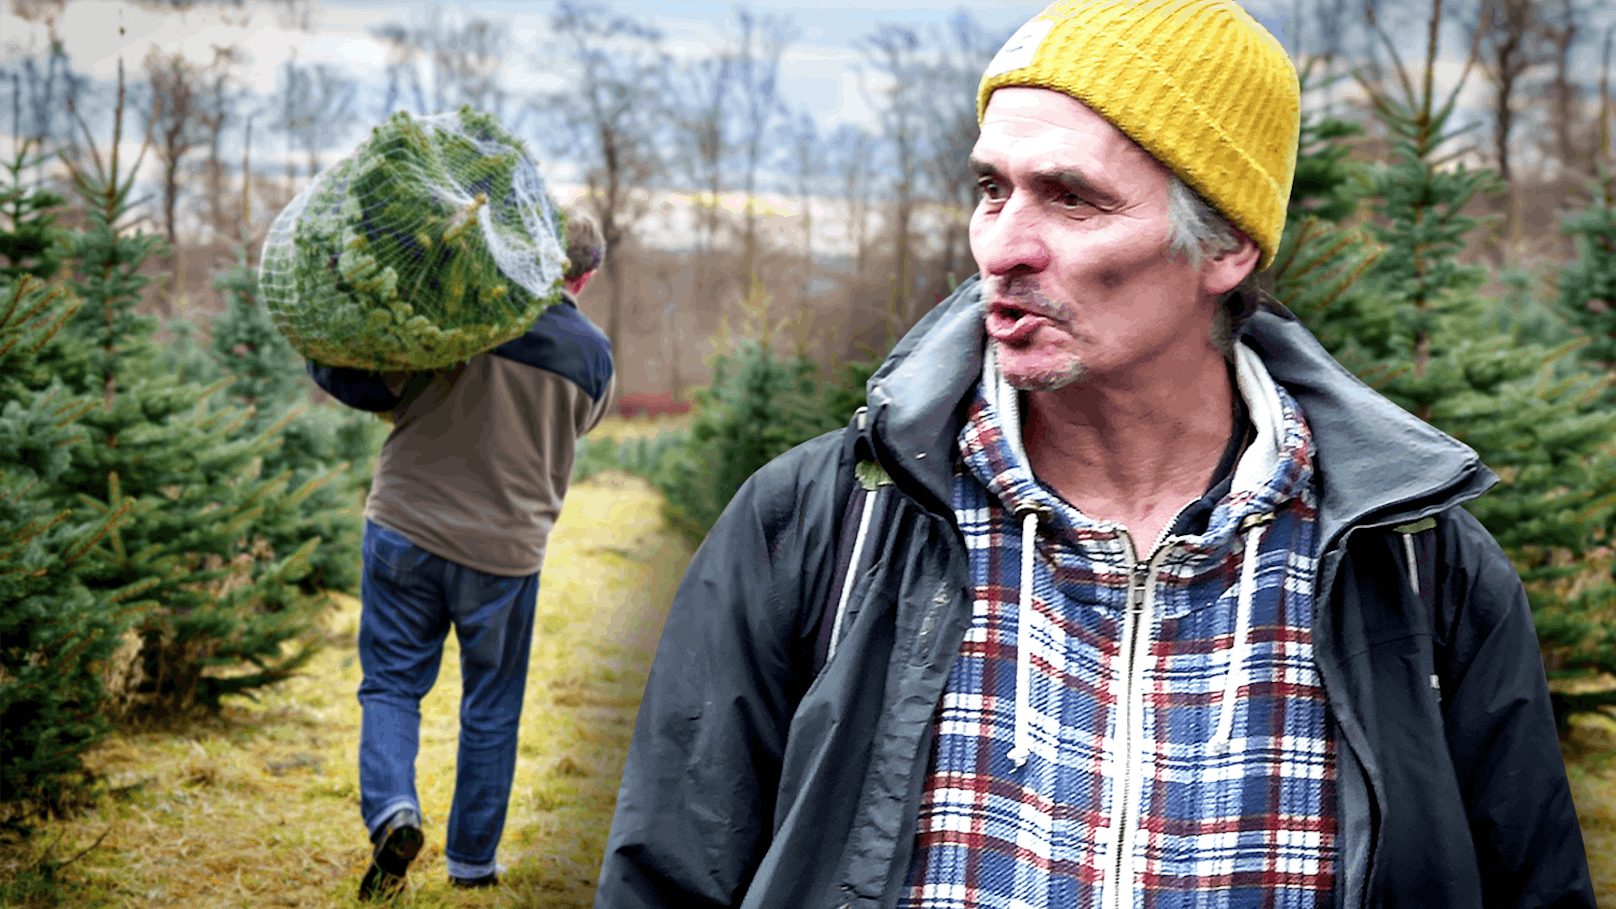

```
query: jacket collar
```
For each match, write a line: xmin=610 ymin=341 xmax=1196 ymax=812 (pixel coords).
xmin=863 ymin=275 xmax=1497 ymax=551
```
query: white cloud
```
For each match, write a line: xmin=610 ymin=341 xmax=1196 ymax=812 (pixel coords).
xmin=832 ymin=68 xmax=876 ymax=126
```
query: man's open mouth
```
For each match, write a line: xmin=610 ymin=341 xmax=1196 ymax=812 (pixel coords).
xmin=985 ymin=301 xmax=1053 ymax=344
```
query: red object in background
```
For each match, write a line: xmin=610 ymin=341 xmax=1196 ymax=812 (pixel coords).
xmin=617 ymin=391 xmax=692 ymax=419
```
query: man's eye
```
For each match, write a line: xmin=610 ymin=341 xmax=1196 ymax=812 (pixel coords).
xmin=977 ymin=178 xmax=1005 ymax=201
xmin=1056 ymin=190 xmax=1087 ymax=209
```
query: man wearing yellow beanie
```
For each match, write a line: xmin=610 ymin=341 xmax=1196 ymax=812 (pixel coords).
xmin=596 ymin=2 xmax=1594 ymax=907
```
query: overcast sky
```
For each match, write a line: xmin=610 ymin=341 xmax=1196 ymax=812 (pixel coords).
xmin=0 ymin=0 xmax=1306 ymax=132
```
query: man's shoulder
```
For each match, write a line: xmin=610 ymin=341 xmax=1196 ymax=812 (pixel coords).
xmin=748 ymin=428 xmax=850 ymax=503
xmin=490 ymin=299 xmax=613 ymax=400
xmin=1431 ymin=505 xmax=1519 ymax=595
xmin=714 ymin=427 xmax=853 ymax=548
xmin=775 ymin=423 xmax=852 ymax=473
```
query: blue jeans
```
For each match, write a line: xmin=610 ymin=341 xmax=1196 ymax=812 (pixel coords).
xmin=357 ymin=520 xmax=539 ymax=880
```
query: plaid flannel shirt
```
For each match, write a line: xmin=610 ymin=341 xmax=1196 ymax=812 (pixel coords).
xmin=900 ymin=351 xmax=1336 ymax=909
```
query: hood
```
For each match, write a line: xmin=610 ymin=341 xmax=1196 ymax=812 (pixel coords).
xmin=862 ymin=275 xmax=1498 ymax=551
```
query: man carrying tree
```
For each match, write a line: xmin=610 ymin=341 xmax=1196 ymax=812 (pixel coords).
xmin=309 ymin=208 xmax=614 ymax=899
xmin=594 ymin=1 xmax=1595 ymax=906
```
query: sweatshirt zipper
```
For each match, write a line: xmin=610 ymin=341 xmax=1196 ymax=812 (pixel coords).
xmin=1105 ymin=519 xmax=1186 ymax=909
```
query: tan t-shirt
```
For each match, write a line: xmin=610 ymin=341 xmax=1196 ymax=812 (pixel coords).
xmin=363 ymin=297 xmax=615 ymax=577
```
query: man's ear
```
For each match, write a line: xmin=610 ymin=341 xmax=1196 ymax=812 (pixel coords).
xmin=563 ymin=269 xmax=597 ymax=297
xmin=1202 ymin=235 xmax=1260 ymax=296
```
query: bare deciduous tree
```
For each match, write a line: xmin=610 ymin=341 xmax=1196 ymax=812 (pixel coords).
xmin=1471 ymin=0 xmax=1552 ymax=256
xmin=371 ymin=11 xmax=515 ymax=121
xmin=195 ymin=45 xmax=247 ymax=244
xmin=143 ymin=49 xmax=204 ymax=311
xmin=831 ymin=123 xmax=877 ymax=277
xmin=918 ymin=12 xmax=1002 ymax=296
xmin=1541 ymin=0 xmax=1582 ymax=177
xmin=857 ymin=23 xmax=924 ymax=331
xmin=664 ymin=45 xmax=731 ymax=388
xmin=667 ymin=51 xmax=730 ymax=262
xmin=543 ymin=0 xmax=668 ymax=359
xmin=790 ymin=108 xmax=818 ymax=312
xmin=4 ymin=49 xmax=74 ymax=155
xmin=275 ymin=58 xmax=358 ymax=182
xmin=732 ymin=6 xmax=795 ymax=283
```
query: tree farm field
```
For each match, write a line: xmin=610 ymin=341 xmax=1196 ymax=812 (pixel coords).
xmin=0 ymin=427 xmax=691 ymax=908
xmin=3 ymin=414 xmax=1616 ymax=906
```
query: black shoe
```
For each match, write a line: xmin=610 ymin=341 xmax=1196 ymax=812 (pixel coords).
xmin=358 ymin=808 xmax=424 ymax=901
xmin=450 ymin=872 xmax=498 ymax=889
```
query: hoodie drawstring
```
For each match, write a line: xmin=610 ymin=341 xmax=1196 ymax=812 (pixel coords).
xmin=1008 ymin=505 xmax=1044 ymax=768
xmin=1209 ymin=513 xmax=1274 ymax=755
xmin=827 ymin=487 xmax=879 ymax=665
xmin=990 ymin=342 xmax=1284 ymax=766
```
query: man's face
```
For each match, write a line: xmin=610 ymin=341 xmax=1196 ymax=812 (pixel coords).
xmin=969 ymin=87 xmax=1230 ymax=392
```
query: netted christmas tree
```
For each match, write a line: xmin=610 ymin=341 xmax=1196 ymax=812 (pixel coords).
xmin=259 ymin=106 xmax=567 ymax=370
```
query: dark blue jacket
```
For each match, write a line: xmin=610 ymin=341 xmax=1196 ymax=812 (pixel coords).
xmin=306 ymin=292 xmax=612 ymax=412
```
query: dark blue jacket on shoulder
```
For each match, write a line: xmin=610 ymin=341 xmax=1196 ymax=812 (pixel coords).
xmin=307 ymin=292 xmax=613 ymax=409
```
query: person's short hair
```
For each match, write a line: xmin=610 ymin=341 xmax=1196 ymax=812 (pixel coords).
xmin=1166 ymin=175 xmax=1246 ymax=270
xmin=562 ymin=206 xmax=605 ymax=283
xmin=1166 ymin=175 xmax=1255 ymax=360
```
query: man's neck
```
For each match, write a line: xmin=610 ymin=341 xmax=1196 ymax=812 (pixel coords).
xmin=1020 ymin=347 xmax=1237 ymax=550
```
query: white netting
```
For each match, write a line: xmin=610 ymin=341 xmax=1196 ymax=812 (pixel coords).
xmin=259 ymin=107 xmax=567 ymax=370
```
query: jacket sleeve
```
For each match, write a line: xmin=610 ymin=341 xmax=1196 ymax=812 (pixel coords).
xmin=305 ymin=361 xmax=424 ymax=413
xmin=1436 ymin=508 xmax=1596 ymax=909
xmin=594 ymin=445 xmax=837 ymax=908
xmin=581 ymin=371 xmax=618 ymax=437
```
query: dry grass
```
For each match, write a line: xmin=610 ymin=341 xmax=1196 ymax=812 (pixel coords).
xmin=0 ymin=474 xmax=691 ymax=909
xmin=1566 ymin=710 xmax=1616 ymax=907
xmin=588 ymin=414 xmax=689 ymax=443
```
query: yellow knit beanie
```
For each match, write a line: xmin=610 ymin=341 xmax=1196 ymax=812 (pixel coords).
xmin=977 ymin=0 xmax=1299 ymax=268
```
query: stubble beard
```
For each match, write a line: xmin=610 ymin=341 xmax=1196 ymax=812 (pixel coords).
xmin=996 ymin=339 xmax=1088 ymax=391
xmin=984 ymin=274 xmax=1088 ymax=392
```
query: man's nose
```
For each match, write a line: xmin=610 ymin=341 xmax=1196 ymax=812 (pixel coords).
xmin=970 ymin=195 xmax=1049 ymax=276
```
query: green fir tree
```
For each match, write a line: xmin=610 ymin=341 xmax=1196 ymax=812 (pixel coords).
xmin=0 ymin=163 xmax=138 ymax=821
xmin=654 ymin=337 xmax=839 ymax=544
xmin=1555 ymin=175 xmax=1616 ymax=384
xmin=1289 ymin=9 xmax=1616 ymax=722
xmin=34 ymin=86 xmax=338 ymax=720
xmin=210 ymin=256 xmax=381 ymax=594
xmin=0 ymin=141 xmax=66 ymax=284
xmin=645 ymin=289 xmax=879 ymax=544
xmin=1269 ymin=67 xmax=1383 ymax=382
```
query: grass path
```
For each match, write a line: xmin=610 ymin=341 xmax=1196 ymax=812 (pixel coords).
xmin=1567 ymin=712 xmax=1616 ymax=906
xmin=0 ymin=473 xmax=690 ymax=908
xmin=3 ymin=461 xmax=1616 ymax=906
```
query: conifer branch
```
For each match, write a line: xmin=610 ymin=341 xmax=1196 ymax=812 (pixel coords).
xmin=1314 ymin=247 xmax=1385 ymax=316
xmin=1272 ymin=218 xmax=1315 ymax=279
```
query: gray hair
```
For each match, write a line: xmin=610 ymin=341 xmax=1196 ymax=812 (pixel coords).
xmin=1166 ymin=174 xmax=1245 ymax=268
xmin=1165 ymin=174 xmax=1250 ymax=359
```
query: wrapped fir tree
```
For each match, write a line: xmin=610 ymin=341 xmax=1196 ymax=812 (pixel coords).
xmin=259 ymin=107 xmax=567 ymax=370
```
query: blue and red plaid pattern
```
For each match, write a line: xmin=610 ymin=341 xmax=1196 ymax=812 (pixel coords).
xmin=899 ymin=371 xmax=1336 ymax=909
